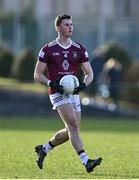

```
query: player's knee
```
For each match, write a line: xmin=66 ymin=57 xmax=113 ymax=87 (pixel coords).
xmin=68 ymin=119 xmax=78 ymax=132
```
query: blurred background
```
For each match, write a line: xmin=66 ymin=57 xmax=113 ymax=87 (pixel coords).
xmin=0 ymin=0 xmax=139 ymax=118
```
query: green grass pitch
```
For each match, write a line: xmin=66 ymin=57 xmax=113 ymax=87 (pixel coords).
xmin=0 ymin=116 xmax=139 ymax=179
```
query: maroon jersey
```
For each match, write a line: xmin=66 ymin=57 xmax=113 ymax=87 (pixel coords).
xmin=38 ymin=38 xmax=89 ymax=94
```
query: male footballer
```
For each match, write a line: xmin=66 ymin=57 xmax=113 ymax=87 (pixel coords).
xmin=34 ymin=14 xmax=102 ymax=173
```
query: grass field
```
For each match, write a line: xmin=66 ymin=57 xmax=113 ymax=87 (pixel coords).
xmin=0 ymin=77 xmax=46 ymax=93
xmin=0 ymin=116 xmax=139 ymax=179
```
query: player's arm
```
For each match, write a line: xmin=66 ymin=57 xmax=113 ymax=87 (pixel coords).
xmin=34 ymin=60 xmax=64 ymax=94
xmin=34 ymin=60 xmax=50 ymax=86
xmin=81 ymin=61 xmax=94 ymax=86
xmin=74 ymin=61 xmax=93 ymax=94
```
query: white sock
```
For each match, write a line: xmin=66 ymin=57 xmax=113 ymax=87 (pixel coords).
xmin=43 ymin=143 xmax=53 ymax=153
xmin=79 ymin=152 xmax=89 ymax=165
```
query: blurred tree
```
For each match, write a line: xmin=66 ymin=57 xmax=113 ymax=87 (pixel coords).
xmin=0 ymin=45 xmax=14 ymax=77
xmin=20 ymin=9 xmax=37 ymax=49
xmin=123 ymin=61 xmax=139 ymax=82
xmin=11 ymin=48 xmax=35 ymax=81
xmin=122 ymin=61 xmax=139 ymax=104
xmin=0 ymin=12 xmax=14 ymax=44
xmin=97 ymin=42 xmax=132 ymax=71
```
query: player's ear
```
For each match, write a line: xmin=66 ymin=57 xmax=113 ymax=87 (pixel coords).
xmin=56 ymin=25 xmax=60 ymax=33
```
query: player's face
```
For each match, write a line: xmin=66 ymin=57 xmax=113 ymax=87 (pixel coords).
xmin=58 ymin=19 xmax=73 ymax=38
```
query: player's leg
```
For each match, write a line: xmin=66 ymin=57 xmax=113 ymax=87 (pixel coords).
xmin=49 ymin=127 xmax=69 ymax=146
xmin=42 ymin=109 xmax=81 ymax=152
xmin=43 ymin=110 xmax=69 ymax=148
xmin=35 ymin=93 xmax=102 ymax=172
xmin=75 ymin=111 xmax=102 ymax=173
xmin=49 ymin=110 xmax=81 ymax=147
xmin=41 ymin=110 xmax=81 ymax=154
xmin=68 ymin=109 xmax=90 ymax=165
xmin=35 ymin=93 xmax=70 ymax=169
xmin=50 ymin=110 xmax=81 ymax=149
xmin=75 ymin=111 xmax=81 ymax=130
xmin=35 ymin=126 xmax=69 ymax=170
xmin=58 ymin=102 xmax=102 ymax=173
xmin=53 ymin=93 xmax=102 ymax=173
xmin=57 ymin=103 xmax=83 ymax=152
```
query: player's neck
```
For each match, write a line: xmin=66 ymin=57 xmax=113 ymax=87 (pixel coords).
xmin=57 ymin=36 xmax=71 ymax=47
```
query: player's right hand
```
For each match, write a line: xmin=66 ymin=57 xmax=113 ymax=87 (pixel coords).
xmin=49 ymin=78 xmax=64 ymax=94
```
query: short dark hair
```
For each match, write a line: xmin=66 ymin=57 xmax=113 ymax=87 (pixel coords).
xmin=55 ymin=14 xmax=72 ymax=27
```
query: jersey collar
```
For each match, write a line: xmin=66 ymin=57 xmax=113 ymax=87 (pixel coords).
xmin=56 ymin=38 xmax=72 ymax=49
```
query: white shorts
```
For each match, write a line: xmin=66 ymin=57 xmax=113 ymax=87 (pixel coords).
xmin=49 ymin=93 xmax=81 ymax=112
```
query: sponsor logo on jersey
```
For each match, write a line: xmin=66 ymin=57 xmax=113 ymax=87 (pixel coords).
xmin=53 ymin=52 xmax=60 ymax=56
xmin=58 ymin=71 xmax=74 ymax=75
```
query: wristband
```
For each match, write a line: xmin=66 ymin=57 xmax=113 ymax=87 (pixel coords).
xmin=47 ymin=80 xmax=51 ymax=86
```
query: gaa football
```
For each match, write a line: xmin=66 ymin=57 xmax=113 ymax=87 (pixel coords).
xmin=60 ymin=75 xmax=79 ymax=94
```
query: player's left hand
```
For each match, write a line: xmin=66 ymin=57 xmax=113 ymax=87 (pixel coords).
xmin=49 ymin=78 xmax=64 ymax=94
xmin=73 ymin=82 xmax=86 ymax=94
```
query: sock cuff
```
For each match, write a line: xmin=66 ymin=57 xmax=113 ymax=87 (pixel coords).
xmin=77 ymin=149 xmax=85 ymax=155
xmin=48 ymin=141 xmax=55 ymax=148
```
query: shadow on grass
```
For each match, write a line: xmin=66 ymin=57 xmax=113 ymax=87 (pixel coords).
xmin=0 ymin=117 xmax=139 ymax=133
